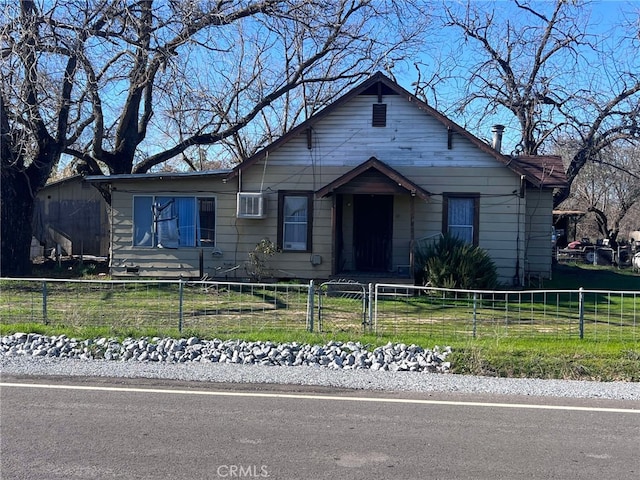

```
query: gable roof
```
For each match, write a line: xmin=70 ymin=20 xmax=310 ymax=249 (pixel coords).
xmin=227 ymin=71 xmax=567 ymax=189
xmin=316 ymin=157 xmax=430 ymax=200
xmin=41 ymin=174 xmax=84 ymax=189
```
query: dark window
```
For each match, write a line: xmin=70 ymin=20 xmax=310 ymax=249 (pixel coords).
xmin=277 ymin=191 xmax=313 ymax=252
xmin=198 ymin=198 xmax=216 ymax=246
xmin=372 ymin=103 xmax=387 ymax=127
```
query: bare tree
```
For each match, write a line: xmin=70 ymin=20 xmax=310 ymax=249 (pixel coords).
xmin=1 ymin=0 xmax=87 ymax=275
xmin=1 ymin=0 xmax=431 ymax=276
xmin=420 ymin=0 xmax=640 ymax=206
xmin=562 ymin=143 xmax=640 ymax=245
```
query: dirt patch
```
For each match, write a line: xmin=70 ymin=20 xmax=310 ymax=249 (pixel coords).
xmin=31 ymin=255 xmax=109 ymax=278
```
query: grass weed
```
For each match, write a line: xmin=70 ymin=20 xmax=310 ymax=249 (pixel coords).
xmin=2 ymin=263 xmax=639 ymax=381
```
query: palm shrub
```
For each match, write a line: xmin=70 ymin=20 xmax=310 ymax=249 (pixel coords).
xmin=415 ymin=234 xmax=498 ymax=289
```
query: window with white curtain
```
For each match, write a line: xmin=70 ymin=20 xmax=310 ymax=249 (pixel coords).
xmin=443 ymin=194 xmax=479 ymax=245
xmin=278 ymin=192 xmax=312 ymax=251
xmin=132 ymin=196 xmax=215 ymax=248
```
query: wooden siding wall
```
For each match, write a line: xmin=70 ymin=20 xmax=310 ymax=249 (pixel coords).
xmin=109 ymin=94 xmax=549 ymax=283
xmin=233 ymin=93 xmax=530 ymax=283
xmin=392 ymin=195 xmax=412 ymax=272
xmin=524 ymin=188 xmax=554 ymax=280
xmin=240 ymin=169 xmax=524 ymax=283
xmin=110 ymin=177 xmax=239 ymax=278
xmin=34 ymin=179 xmax=109 ymax=256
xmin=267 ymin=96 xmax=500 ymax=169
xmin=237 ymin=166 xmax=334 ymax=279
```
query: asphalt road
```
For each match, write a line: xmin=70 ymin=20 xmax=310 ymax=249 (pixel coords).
xmin=1 ymin=376 xmax=639 ymax=480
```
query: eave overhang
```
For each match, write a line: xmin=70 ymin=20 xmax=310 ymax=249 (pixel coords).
xmin=315 ymin=157 xmax=430 ymax=200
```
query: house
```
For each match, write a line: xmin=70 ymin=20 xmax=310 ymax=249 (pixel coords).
xmin=33 ymin=175 xmax=110 ymax=258
xmin=87 ymin=72 xmax=567 ymax=285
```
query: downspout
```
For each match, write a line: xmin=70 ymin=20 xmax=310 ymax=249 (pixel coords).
xmin=514 ymin=193 xmax=521 ymax=287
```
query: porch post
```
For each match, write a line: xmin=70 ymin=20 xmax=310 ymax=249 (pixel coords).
xmin=410 ymin=195 xmax=415 ymax=278
xmin=331 ymin=194 xmax=336 ymax=276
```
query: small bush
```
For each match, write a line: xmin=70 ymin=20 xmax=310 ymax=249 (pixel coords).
xmin=247 ymin=238 xmax=280 ymax=281
xmin=415 ymin=234 xmax=498 ymax=289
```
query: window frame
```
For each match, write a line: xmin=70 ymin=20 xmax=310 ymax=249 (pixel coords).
xmin=277 ymin=191 xmax=313 ymax=253
xmin=133 ymin=195 xmax=154 ymax=247
xmin=132 ymin=194 xmax=217 ymax=248
xmin=442 ymin=193 xmax=480 ymax=246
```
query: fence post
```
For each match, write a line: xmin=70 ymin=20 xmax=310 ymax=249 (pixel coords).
xmin=307 ymin=280 xmax=314 ymax=332
xmin=578 ymin=287 xmax=584 ymax=339
xmin=178 ymin=280 xmax=184 ymax=333
xmin=42 ymin=280 xmax=48 ymax=325
xmin=373 ymin=284 xmax=378 ymax=334
xmin=472 ymin=292 xmax=477 ymax=338
xmin=367 ymin=283 xmax=374 ymax=333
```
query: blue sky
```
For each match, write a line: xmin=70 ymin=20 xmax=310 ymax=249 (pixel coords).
xmin=391 ymin=0 xmax=640 ymax=154
xmin=49 ymin=0 xmax=637 ymax=173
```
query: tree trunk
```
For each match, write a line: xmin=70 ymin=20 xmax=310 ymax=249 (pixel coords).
xmin=553 ymin=148 xmax=591 ymax=207
xmin=1 ymin=168 xmax=36 ymax=276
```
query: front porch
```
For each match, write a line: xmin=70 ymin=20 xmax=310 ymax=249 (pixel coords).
xmin=315 ymin=157 xmax=430 ymax=283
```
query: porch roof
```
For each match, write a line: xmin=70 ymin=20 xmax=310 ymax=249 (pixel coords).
xmin=508 ymin=155 xmax=567 ymax=188
xmin=315 ymin=157 xmax=431 ymax=200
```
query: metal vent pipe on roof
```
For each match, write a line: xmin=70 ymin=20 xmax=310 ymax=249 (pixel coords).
xmin=491 ymin=124 xmax=505 ymax=153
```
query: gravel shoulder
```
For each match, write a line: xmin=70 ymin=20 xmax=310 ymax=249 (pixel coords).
xmin=2 ymin=355 xmax=638 ymax=401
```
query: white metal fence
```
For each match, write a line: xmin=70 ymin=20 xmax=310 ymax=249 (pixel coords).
xmin=373 ymin=284 xmax=639 ymax=341
xmin=1 ymin=278 xmax=638 ymax=341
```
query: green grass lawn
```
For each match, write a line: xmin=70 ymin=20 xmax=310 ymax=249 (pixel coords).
xmin=545 ymin=262 xmax=640 ymax=290
xmin=1 ymin=264 xmax=639 ymax=381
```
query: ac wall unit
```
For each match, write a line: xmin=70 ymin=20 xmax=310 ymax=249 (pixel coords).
xmin=236 ymin=192 xmax=266 ymax=219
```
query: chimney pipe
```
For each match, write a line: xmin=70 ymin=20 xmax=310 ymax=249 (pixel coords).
xmin=491 ymin=124 xmax=505 ymax=153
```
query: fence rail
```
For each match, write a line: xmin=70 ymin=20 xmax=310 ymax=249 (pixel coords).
xmin=373 ymin=284 xmax=638 ymax=341
xmin=1 ymin=278 xmax=638 ymax=341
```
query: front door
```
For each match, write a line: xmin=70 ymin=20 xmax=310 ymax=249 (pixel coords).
xmin=353 ymin=194 xmax=393 ymax=271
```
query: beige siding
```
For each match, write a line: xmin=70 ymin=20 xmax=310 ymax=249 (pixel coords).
xmin=110 ymin=177 xmax=240 ymax=278
xmin=410 ymin=167 xmax=525 ymax=285
xmin=240 ymin=162 xmax=524 ymax=283
xmin=108 ymin=90 xmax=553 ymax=284
xmin=392 ymin=196 xmax=412 ymax=273
xmin=268 ymin=95 xmax=499 ymax=168
xmin=524 ymin=188 xmax=554 ymax=280
xmin=111 ymin=167 xmax=530 ymax=284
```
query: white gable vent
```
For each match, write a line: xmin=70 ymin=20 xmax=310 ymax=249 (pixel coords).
xmin=237 ymin=192 xmax=266 ymax=219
